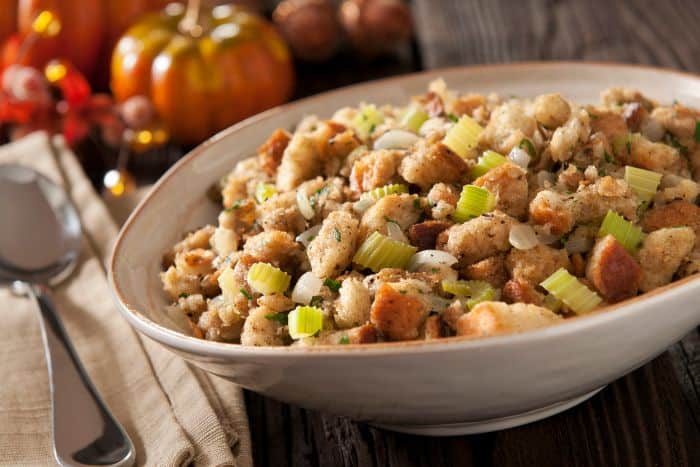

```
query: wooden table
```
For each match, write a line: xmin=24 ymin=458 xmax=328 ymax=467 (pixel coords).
xmin=245 ymin=1 xmax=700 ymax=465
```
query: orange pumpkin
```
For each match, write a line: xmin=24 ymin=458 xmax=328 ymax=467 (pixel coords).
xmin=111 ymin=1 xmax=295 ymax=145
xmin=0 ymin=0 xmax=171 ymax=84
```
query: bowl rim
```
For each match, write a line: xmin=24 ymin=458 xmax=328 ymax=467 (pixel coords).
xmin=108 ymin=60 xmax=700 ymax=357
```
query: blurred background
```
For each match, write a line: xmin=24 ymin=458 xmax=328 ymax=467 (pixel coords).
xmin=0 ymin=0 xmax=697 ymax=197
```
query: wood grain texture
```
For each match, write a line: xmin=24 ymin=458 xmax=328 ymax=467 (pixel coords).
xmin=246 ymin=1 xmax=700 ymax=465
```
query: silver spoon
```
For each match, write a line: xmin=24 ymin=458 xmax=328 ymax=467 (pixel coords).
xmin=0 ymin=164 xmax=135 ymax=467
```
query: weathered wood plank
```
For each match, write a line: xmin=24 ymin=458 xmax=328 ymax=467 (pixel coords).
xmin=248 ymin=352 xmax=700 ymax=467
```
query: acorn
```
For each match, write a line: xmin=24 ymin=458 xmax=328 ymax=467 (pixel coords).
xmin=339 ymin=0 xmax=413 ymax=58
xmin=273 ymin=0 xmax=341 ymax=62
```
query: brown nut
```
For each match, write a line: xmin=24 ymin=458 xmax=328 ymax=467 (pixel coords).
xmin=339 ymin=0 xmax=413 ymax=58
xmin=273 ymin=0 xmax=341 ymax=61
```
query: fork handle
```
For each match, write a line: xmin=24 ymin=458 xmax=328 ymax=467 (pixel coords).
xmin=30 ymin=283 xmax=135 ymax=467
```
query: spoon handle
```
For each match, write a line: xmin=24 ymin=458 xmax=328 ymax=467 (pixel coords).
xmin=29 ymin=283 xmax=135 ymax=467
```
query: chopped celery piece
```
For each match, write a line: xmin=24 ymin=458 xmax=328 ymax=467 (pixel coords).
xmin=624 ymin=165 xmax=662 ymax=202
xmin=441 ymin=279 xmax=472 ymax=296
xmin=352 ymin=104 xmax=384 ymax=138
xmin=255 ymin=182 xmax=277 ymax=204
xmin=598 ymin=210 xmax=643 ymax=252
xmin=542 ymin=294 xmax=563 ymax=314
xmin=452 ymin=185 xmax=496 ymax=223
xmin=519 ymin=138 xmax=537 ymax=158
xmin=247 ymin=262 xmax=291 ymax=295
xmin=353 ymin=232 xmax=417 ymax=272
xmin=361 ymin=183 xmax=408 ymax=202
xmin=471 ymin=150 xmax=508 ymax=178
xmin=401 ymin=106 xmax=429 ymax=133
xmin=441 ymin=279 xmax=494 ymax=308
xmin=288 ymin=306 xmax=324 ymax=339
xmin=443 ymin=115 xmax=483 ymax=158
xmin=466 ymin=281 xmax=497 ymax=310
xmin=540 ymin=268 xmax=602 ymax=314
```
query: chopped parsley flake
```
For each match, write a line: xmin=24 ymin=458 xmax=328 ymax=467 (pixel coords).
xmin=413 ymin=198 xmax=422 ymax=209
xmin=695 ymin=122 xmax=700 ymax=142
xmin=339 ymin=336 xmax=350 ymax=345
xmin=519 ymin=138 xmax=537 ymax=158
xmin=240 ymin=288 xmax=252 ymax=300
xmin=369 ymin=123 xmax=376 ymax=133
xmin=446 ymin=113 xmax=459 ymax=123
xmin=224 ymin=200 xmax=243 ymax=212
xmin=383 ymin=216 xmax=399 ymax=224
xmin=603 ymin=151 xmax=614 ymax=163
xmin=333 ymin=227 xmax=342 ymax=242
xmin=178 ymin=293 xmax=189 ymax=299
xmin=323 ymin=277 xmax=342 ymax=292
xmin=265 ymin=312 xmax=288 ymax=325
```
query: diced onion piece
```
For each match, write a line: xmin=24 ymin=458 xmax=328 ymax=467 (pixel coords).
xmin=441 ymin=279 xmax=472 ymax=296
xmin=296 ymin=224 xmax=321 ymax=248
xmin=466 ymin=281 xmax=497 ymax=310
xmin=373 ymin=129 xmax=420 ymax=150
xmin=288 ymin=306 xmax=324 ymax=339
xmin=401 ymin=106 xmax=429 ymax=133
xmin=291 ymin=271 xmax=324 ymax=304
xmin=598 ymin=210 xmax=643 ymax=253
xmin=255 ymin=182 xmax=277 ymax=204
xmin=386 ymin=221 xmax=408 ymax=243
xmin=471 ymin=150 xmax=508 ymax=178
xmin=640 ymin=117 xmax=665 ymax=142
xmin=353 ymin=232 xmax=417 ymax=272
xmin=352 ymin=104 xmax=384 ymax=138
xmin=361 ymin=183 xmax=408 ymax=202
xmin=247 ymin=262 xmax=291 ymax=295
xmin=540 ymin=268 xmax=602 ymax=314
xmin=509 ymin=224 xmax=539 ymax=250
xmin=508 ymin=146 xmax=531 ymax=169
xmin=408 ymin=250 xmax=458 ymax=272
xmin=625 ymin=165 xmax=662 ymax=202
xmin=542 ymin=294 xmax=563 ymax=314
xmin=442 ymin=115 xmax=483 ymax=158
xmin=452 ymin=185 xmax=496 ymax=222
xmin=296 ymin=189 xmax=315 ymax=219
xmin=419 ymin=117 xmax=448 ymax=136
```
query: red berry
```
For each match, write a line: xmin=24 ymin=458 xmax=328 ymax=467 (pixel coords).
xmin=119 ymin=95 xmax=154 ymax=129
xmin=45 ymin=59 xmax=91 ymax=109
xmin=2 ymin=65 xmax=50 ymax=103
xmin=1 ymin=64 xmax=23 ymax=92
xmin=62 ymin=112 xmax=90 ymax=147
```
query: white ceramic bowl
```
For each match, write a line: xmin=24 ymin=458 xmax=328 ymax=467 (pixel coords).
xmin=109 ymin=62 xmax=700 ymax=436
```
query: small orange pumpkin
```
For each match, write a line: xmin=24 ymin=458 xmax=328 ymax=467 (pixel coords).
xmin=0 ymin=0 xmax=171 ymax=84
xmin=111 ymin=1 xmax=295 ymax=145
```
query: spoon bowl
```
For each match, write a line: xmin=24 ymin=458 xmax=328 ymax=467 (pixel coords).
xmin=0 ymin=164 xmax=135 ymax=467
xmin=0 ymin=165 xmax=80 ymax=285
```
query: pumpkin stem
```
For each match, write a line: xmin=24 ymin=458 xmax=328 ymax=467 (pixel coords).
xmin=180 ymin=0 xmax=203 ymax=37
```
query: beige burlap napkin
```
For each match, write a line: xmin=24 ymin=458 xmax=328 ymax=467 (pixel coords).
xmin=0 ymin=132 xmax=252 ymax=467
